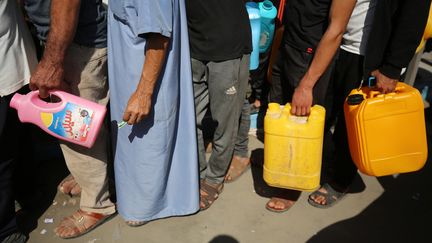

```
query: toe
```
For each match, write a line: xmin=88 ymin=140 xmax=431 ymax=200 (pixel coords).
xmin=266 ymin=200 xmax=275 ymax=208
xmin=274 ymin=201 xmax=284 ymax=210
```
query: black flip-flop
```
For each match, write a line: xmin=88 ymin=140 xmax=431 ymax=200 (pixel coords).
xmin=308 ymin=183 xmax=347 ymax=209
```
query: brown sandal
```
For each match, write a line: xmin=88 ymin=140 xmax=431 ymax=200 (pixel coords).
xmin=265 ymin=189 xmax=301 ymax=213
xmin=55 ymin=209 xmax=114 ymax=239
xmin=265 ymin=197 xmax=296 ymax=213
xmin=225 ymin=156 xmax=250 ymax=183
xmin=58 ymin=174 xmax=82 ymax=197
xmin=199 ymin=179 xmax=224 ymax=211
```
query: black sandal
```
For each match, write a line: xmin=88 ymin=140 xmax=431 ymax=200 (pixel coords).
xmin=308 ymin=183 xmax=347 ymax=209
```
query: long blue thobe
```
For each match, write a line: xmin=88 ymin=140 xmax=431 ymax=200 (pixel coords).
xmin=107 ymin=0 xmax=199 ymax=221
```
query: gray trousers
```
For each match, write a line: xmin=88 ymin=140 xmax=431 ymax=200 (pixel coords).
xmin=192 ymin=55 xmax=250 ymax=184
xmin=233 ymin=99 xmax=250 ymax=158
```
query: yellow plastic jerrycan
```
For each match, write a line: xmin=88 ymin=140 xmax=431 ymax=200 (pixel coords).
xmin=416 ymin=5 xmax=432 ymax=52
xmin=263 ymin=103 xmax=326 ymax=191
xmin=344 ymin=82 xmax=428 ymax=177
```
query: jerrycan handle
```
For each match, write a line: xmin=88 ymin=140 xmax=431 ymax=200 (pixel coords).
xmin=369 ymin=82 xmax=404 ymax=98
xmin=288 ymin=115 xmax=308 ymax=124
xmin=393 ymin=85 xmax=405 ymax=93
xmin=30 ymin=90 xmax=65 ymax=110
xmin=369 ymin=90 xmax=381 ymax=99
xmin=383 ymin=85 xmax=405 ymax=96
xmin=283 ymin=104 xmax=309 ymax=124
xmin=365 ymin=76 xmax=403 ymax=98
xmin=366 ymin=76 xmax=380 ymax=99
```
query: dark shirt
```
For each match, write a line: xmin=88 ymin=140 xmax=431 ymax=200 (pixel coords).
xmin=186 ymin=0 xmax=252 ymax=62
xmin=364 ymin=0 xmax=431 ymax=79
xmin=283 ymin=0 xmax=331 ymax=53
xmin=24 ymin=0 xmax=107 ymax=48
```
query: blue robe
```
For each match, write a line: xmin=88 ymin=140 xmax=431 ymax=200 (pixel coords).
xmin=108 ymin=0 xmax=199 ymax=221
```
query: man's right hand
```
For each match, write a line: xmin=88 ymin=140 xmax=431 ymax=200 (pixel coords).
xmin=122 ymin=91 xmax=153 ymax=125
xmin=29 ymin=59 xmax=65 ymax=98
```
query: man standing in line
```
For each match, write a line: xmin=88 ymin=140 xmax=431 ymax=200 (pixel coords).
xmin=265 ymin=0 xmax=356 ymax=212
xmin=186 ymin=0 xmax=252 ymax=210
xmin=107 ymin=0 xmax=200 ymax=226
xmin=309 ymin=0 xmax=431 ymax=208
xmin=23 ymin=0 xmax=115 ymax=238
xmin=0 ymin=0 xmax=38 ymax=242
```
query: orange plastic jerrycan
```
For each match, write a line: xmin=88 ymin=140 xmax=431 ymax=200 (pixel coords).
xmin=344 ymin=82 xmax=428 ymax=176
xmin=263 ymin=103 xmax=326 ymax=191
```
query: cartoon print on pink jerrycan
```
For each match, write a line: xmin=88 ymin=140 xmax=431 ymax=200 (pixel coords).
xmin=10 ymin=90 xmax=106 ymax=148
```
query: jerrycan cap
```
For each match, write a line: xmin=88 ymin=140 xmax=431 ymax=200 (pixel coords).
xmin=347 ymin=94 xmax=364 ymax=105
xmin=262 ymin=0 xmax=274 ymax=10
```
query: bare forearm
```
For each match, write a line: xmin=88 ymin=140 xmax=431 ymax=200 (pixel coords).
xmin=299 ymin=29 xmax=344 ymax=88
xmin=42 ymin=0 xmax=80 ymax=64
xmin=122 ymin=33 xmax=170 ymax=124
xmin=298 ymin=0 xmax=356 ymax=89
xmin=136 ymin=33 xmax=170 ymax=96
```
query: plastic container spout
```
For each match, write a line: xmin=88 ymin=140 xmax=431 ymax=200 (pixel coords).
xmin=9 ymin=93 xmax=24 ymax=110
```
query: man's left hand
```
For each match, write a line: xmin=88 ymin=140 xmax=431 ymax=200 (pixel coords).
xmin=372 ymin=69 xmax=398 ymax=94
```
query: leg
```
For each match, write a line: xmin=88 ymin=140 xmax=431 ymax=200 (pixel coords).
xmin=12 ymin=87 xmax=44 ymax=211
xmin=0 ymin=95 xmax=19 ymax=242
xmin=191 ymin=58 xmax=210 ymax=179
xmin=233 ymin=99 xmax=251 ymax=158
xmin=199 ymin=55 xmax=249 ymax=210
xmin=309 ymin=50 xmax=364 ymax=208
xmin=268 ymin=48 xmax=285 ymax=104
xmin=266 ymin=44 xmax=314 ymax=211
xmin=225 ymin=99 xmax=251 ymax=183
xmin=55 ymin=44 xmax=115 ymax=238
xmin=250 ymin=51 xmax=271 ymax=107
xmin=205 ymin=55 xmax=249 ymax=184
xmin=327 ymin=50 xmax=363 ymax=188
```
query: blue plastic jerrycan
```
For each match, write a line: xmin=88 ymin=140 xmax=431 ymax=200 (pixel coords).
xmin=246 ymin=2 xmax=261 ymax=70
xmin=258 ymin=0 xmax=277 ymax=53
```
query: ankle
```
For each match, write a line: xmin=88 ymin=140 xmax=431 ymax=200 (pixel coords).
xmin=328 ymin=181 xmax=349 ymax=193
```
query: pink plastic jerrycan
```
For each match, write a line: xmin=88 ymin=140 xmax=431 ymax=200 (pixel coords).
xmin=10 ymin=90 xmax=106 ymax=148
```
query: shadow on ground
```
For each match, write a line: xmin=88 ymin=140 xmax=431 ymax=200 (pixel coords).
xmin=250 ymin=147 xmax=366 ymax=205
xmin=307 ymin=139 xmax=432 ymax=242
xmin=209 ymin=234 xmax=239 ymax=243
xmin=14 ymin=128 xmax=69 ymax=236
xmin=307 ymin=70 xmax=432 ymax=243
